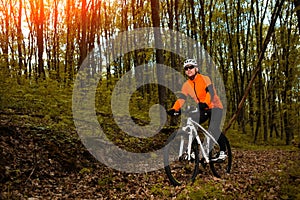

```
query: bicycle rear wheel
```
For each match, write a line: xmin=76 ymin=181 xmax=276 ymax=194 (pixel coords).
xmin=209 ymin=134 xmax=232 ymax=178
xmin=164 ymin=131 xmax=199 ymax=186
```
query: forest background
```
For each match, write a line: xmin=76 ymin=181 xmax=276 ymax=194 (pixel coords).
xmin=0 ymin=0 xmax=299 ymax=199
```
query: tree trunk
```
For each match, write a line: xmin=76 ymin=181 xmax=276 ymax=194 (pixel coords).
xmin=150 ymin=0 xmax=166 ymax=113
xmin=53 ymin=0 xmax=59 ymax=80
xmin=37 ymin=0 xmax=45 ymax=79
xmin=79 ymin=0 xmax=87 ymax=68
xmin=3 ymin=2 xmax=9 ymax=73
xmin=17 ymin=0 xmax=24 ymax=79
xmin=223 ymin=0 xmax=240 ymax=120
xmin=254 ymin=66 xmax=262 ymax=143
xmin=65 ymin=0 xmax=75 ymax=84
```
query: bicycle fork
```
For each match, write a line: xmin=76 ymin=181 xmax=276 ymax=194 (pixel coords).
xmin=178 ymin=133 xmax=194 ymax=161
xmin=179 ymin=125 xmax=197 ymax=161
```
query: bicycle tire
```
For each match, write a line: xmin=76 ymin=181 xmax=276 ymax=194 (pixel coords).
xmin=164 ymin=131 xmax=200 ymax=186
xmin=209 ymin=134 xmax=232 ymax=178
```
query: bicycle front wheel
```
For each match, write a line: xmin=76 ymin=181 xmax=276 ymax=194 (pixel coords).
xmin=209 ymin=134 xmax=232 ymax=178
xmin=164 ymin=131 xmax=199 ymax=186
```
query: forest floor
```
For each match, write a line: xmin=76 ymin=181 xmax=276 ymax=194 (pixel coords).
xmin=0 ymin=111 xmax=299 ymax=200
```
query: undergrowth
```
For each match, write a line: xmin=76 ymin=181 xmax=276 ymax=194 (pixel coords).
xmin=1 ymin=77 xmax=298 ymax=151
xmin=1 ymin=77 xmax=299 ymax=199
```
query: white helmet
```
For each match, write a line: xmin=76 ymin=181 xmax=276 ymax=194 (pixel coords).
xmin=183 ymin=59 xmax=197 ymax=68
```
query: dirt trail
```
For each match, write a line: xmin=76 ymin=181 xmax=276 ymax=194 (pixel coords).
xmin=0 ymin=116 xmax=299 ymax=199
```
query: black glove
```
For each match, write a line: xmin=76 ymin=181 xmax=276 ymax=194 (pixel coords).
xmin=198 ymin=102 xmax=208 ymax=110
xmin=167 ymin=109 xmax=181 ymax=116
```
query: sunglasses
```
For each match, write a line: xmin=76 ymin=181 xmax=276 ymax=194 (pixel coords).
xmin=184 ymin=65 xmax=195 ymax=71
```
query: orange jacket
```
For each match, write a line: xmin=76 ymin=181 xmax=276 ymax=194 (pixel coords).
xmin=172 ymin=74 xmax=223 ymax=111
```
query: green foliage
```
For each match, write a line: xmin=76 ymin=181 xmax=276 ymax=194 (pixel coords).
xmin=79 ymin=167 xmax=92 ymax=174
xmin=226 ymin=124 xmax=299 ymax=150
xmin=95 ymin=80 xmax=114 ymax=115
xmin=278 ymin=159 xmax=300 ymax=199
xmin=98 ymin=175 xmax=113 ymax=186
xmin=0 ymin=76 xmax=73 ymax=131
xmin=185 ymin=180 xmax=223 ymax=200
xmin=150 ymin=183 xmax=171 ymax=196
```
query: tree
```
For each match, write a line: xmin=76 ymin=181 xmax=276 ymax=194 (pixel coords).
xmin=0 ymin=0 xmax=298 ymax=145
xmin=79 ymin=0 xmax=87 ymax=67
xmin=0 ymin=0 xmax=10 ymax=72
xmin=224 ymin=0 xmax=286 ymax=137
xmin=36 ymin=0 xmax=45 ymax=79
xmin=16 ymin=0 xmax=25 ymax=78
xmin=294 ymin=0 xmax=300 ymax=34
xmin=65 ymin=0 xmax=76 ymax=84
xmin=150 ymin=0 xmax=166 ymax=115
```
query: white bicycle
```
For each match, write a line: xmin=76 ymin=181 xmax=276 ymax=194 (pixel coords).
xmin=164 ymin=106 xmax=232 ymax=186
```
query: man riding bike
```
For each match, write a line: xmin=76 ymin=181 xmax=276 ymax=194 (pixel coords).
xmin=167 ymin=58 xmax=227 ymax=162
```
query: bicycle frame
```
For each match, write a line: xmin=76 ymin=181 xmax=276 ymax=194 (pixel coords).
xmin=178 ymin=114 xmax=219 ymax=164
xmin=165 ymin=107 xmax=232 ymax=185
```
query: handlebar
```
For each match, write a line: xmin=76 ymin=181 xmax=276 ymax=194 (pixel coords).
xmin=171 ymin=106 xmax=199 ymax=116
xmin=181 ymin=106 xmax=199 ymax=114
xmin=184 ymin=106 xmax=199 ymax=114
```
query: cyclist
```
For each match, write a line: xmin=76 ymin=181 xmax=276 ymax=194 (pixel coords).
xmin=167 ymin=58 xmax=227 ymax=161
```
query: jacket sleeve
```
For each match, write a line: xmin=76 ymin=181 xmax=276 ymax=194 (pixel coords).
xmin=202 ymin=76 xmax=213 ymax=106
xmin=203 ymin=76 xmax=223 ymax=109
xmin=172 ymin=84 xmax=188 ymax=111
xmin=206 ymin=84 xmax=215 ymax=100
xmin=172 ymin=99 xmax=185 ymax=111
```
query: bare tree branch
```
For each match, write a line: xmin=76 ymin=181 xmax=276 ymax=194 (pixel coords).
xmin=224 ymin=0 xmax=286 ymax=134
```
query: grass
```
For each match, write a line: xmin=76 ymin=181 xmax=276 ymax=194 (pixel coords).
xmin=186 ymin=180 xmax=224 ymax=200
xmin=277 ymin=159 xmax=300 ymax=199
xmin=226 ymin=128 xmax=299 ymax=151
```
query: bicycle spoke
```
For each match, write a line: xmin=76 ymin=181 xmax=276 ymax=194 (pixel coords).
xmin=164 ymin=131 xmax=199 ymax=186
xmin=209 ymin=135 xmax=232 ymax=178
